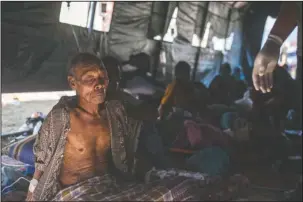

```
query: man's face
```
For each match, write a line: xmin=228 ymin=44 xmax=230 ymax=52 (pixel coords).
xmin=68 ymin=64 xmax=109 ymax=105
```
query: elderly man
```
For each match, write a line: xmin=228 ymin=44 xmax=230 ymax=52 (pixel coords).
xmin=26 ymin=53 xmax=142 ymax=201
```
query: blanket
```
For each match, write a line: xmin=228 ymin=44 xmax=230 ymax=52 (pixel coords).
xmin=1 ymin=156 xmax=32 ymax=195
xmin=2 ymin=135 xmax=36 ymax=166
xmin=52 ymin=169 xmax=249 ymax=201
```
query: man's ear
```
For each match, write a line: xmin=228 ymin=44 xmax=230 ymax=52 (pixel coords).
xmin=68 ymin=76 xmax=76 ymax=90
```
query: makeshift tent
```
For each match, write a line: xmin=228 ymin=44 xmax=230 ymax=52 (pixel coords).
xmin=1 ymin=1 xmax=280 ymax=93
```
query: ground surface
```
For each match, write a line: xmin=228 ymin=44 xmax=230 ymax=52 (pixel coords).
xmin=2 ymin=100 xmax=58 ymax=134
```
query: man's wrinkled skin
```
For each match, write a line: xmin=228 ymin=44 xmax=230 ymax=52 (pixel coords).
xmin=26 ymin=63 xmax=110 ymax=201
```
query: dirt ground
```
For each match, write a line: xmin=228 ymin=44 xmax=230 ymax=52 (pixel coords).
xmin=1 ymin=100 xmax=58 ymax=134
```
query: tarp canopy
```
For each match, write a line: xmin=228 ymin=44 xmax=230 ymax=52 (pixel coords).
xmin=1 ymin=1 xmax=280 ymax=93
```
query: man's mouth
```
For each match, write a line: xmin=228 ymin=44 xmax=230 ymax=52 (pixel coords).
xmin=95 ymin=90 xmax=104 ymax=96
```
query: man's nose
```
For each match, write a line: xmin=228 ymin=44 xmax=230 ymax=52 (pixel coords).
xmin=95 ymin=84 xmax=104 ymax=90
xmin=95 ymin=78 xmax=108 ymax=89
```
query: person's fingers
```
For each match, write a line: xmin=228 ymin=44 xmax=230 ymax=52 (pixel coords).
xmin=268 ymin=72 xmax=273 ymax=91
xmin=257 ymin=64 xmax=267 ymax=93
xmin=266 ymin=73 xmax=273 ymax=93
xmin=267 ymin=60 xmax=277 ymax=91
xmin=253 ymin=55 xmax=262 ymax=91
xmin=259 ymin=75 xmax=267 ymax=93
xmin=252 ymin=73 xmax=260 ymax=91
xmin=264 ymin=74 xmax=270 ymax=93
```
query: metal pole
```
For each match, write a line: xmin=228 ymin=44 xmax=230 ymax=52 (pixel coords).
xmin=152 ymin=2 xmax=170 ymax=79
xmin=192 ymin=2 xmax=210 ymax=81
xmin=88 ymin=1 xmax=97 ymax=36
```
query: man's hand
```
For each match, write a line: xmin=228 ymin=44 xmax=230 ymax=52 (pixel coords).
xmin=25 ymin=192 xmax=33 ymax=201
xmin=252 ymin=41 xmax=280 ymax=93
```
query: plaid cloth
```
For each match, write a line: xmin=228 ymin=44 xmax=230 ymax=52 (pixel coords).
xmin=52 ymin=169 xmax=249 ymax=201
xmin=52 ymin=173 xmax=201 ymax=201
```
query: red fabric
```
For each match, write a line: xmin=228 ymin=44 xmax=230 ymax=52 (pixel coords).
xmin=173 ymin=120 xmax=229 ymax=150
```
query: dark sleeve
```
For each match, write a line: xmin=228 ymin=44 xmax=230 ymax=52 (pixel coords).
xmin=109 ymin=100 xmax=143 ymax=176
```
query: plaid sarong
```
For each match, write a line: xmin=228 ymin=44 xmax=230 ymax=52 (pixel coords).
xmin=52 ymin=172 xmax=202 ymax=201
xmin=52 ymin=169 xmax=249 ymax=201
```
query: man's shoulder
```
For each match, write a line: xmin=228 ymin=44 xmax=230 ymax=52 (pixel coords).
xmin=49 ymin=95 xmax=76 ymax=114
xmin=106 ymin=99 xmax=126 ymax=112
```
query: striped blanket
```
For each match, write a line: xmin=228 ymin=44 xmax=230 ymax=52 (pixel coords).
xmin=2 ymin=135 xmax=36 ymax=166
xmin=52 ymin=169 xmax=249 ymax=201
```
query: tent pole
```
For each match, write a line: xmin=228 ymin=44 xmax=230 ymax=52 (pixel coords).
xmin=88 ymin=1 xmax=97 ymax=36
xmin=192 ymin=2 xmax=210 ymax=81
xmin=151 ymin=2 xmax=171 ymax=79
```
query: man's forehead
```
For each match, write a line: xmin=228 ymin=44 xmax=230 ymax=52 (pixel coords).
xmin=74 ymin=64 xmax=107 ymax=75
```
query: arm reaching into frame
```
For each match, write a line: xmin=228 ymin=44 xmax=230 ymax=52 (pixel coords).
xmin=252 ymin=2 xmax=299 ymax=93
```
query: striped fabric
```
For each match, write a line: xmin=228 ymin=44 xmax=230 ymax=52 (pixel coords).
xmin=5 ymin=135 xmax=36 ymax=166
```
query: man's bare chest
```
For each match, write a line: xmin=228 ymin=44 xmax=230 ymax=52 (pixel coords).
xmin=64 ymin=111 xmax=111 ymax=155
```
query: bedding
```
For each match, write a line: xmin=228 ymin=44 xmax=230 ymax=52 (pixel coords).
xmin=1 ymin=155 xmax=33 ymax=195
xmin=4 ymin=135 xmax=36 ymax=166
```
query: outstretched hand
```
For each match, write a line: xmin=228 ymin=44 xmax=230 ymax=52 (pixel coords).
xmin=252 ymin=41 xmax=281 ymax=93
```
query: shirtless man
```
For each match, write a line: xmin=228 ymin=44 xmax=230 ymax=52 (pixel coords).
xmin=26 ymin=53 xmax=137 ymax=201
xmin=59 ymin=55 xmax=111 ymax=186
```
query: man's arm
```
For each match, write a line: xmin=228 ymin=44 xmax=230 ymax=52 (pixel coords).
xmin=252 ymin=2 xmax=299 ymax=93
xmin=160 ymin=82 xmax=175 ymax=106
xmin=158 ymin=82 xmax=175 ymax=119
xmin=270 ymin=2 xmax=298 ymax=43
xmin=26 ymin=111 xmax=54 ymax=200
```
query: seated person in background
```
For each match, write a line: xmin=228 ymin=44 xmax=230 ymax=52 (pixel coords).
xmin=209 ymin=63 xmax=236 ymax=106
xmin=232 ymin=67 xmax=247 ymax=101
xmin=121 ymin=53 xmax=161 ymax=97
xmin=26 ymin=53 xmax=144 ymax=201
xmin=102 ymin=56 xmax=123 ymax=101
xmin=158 ymin=61 xmax=196 ymax=119
xmin=193 ymin=82 xmax=212 ymax=116
xmin=103 ymin=55 xmax=157 ymax=121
